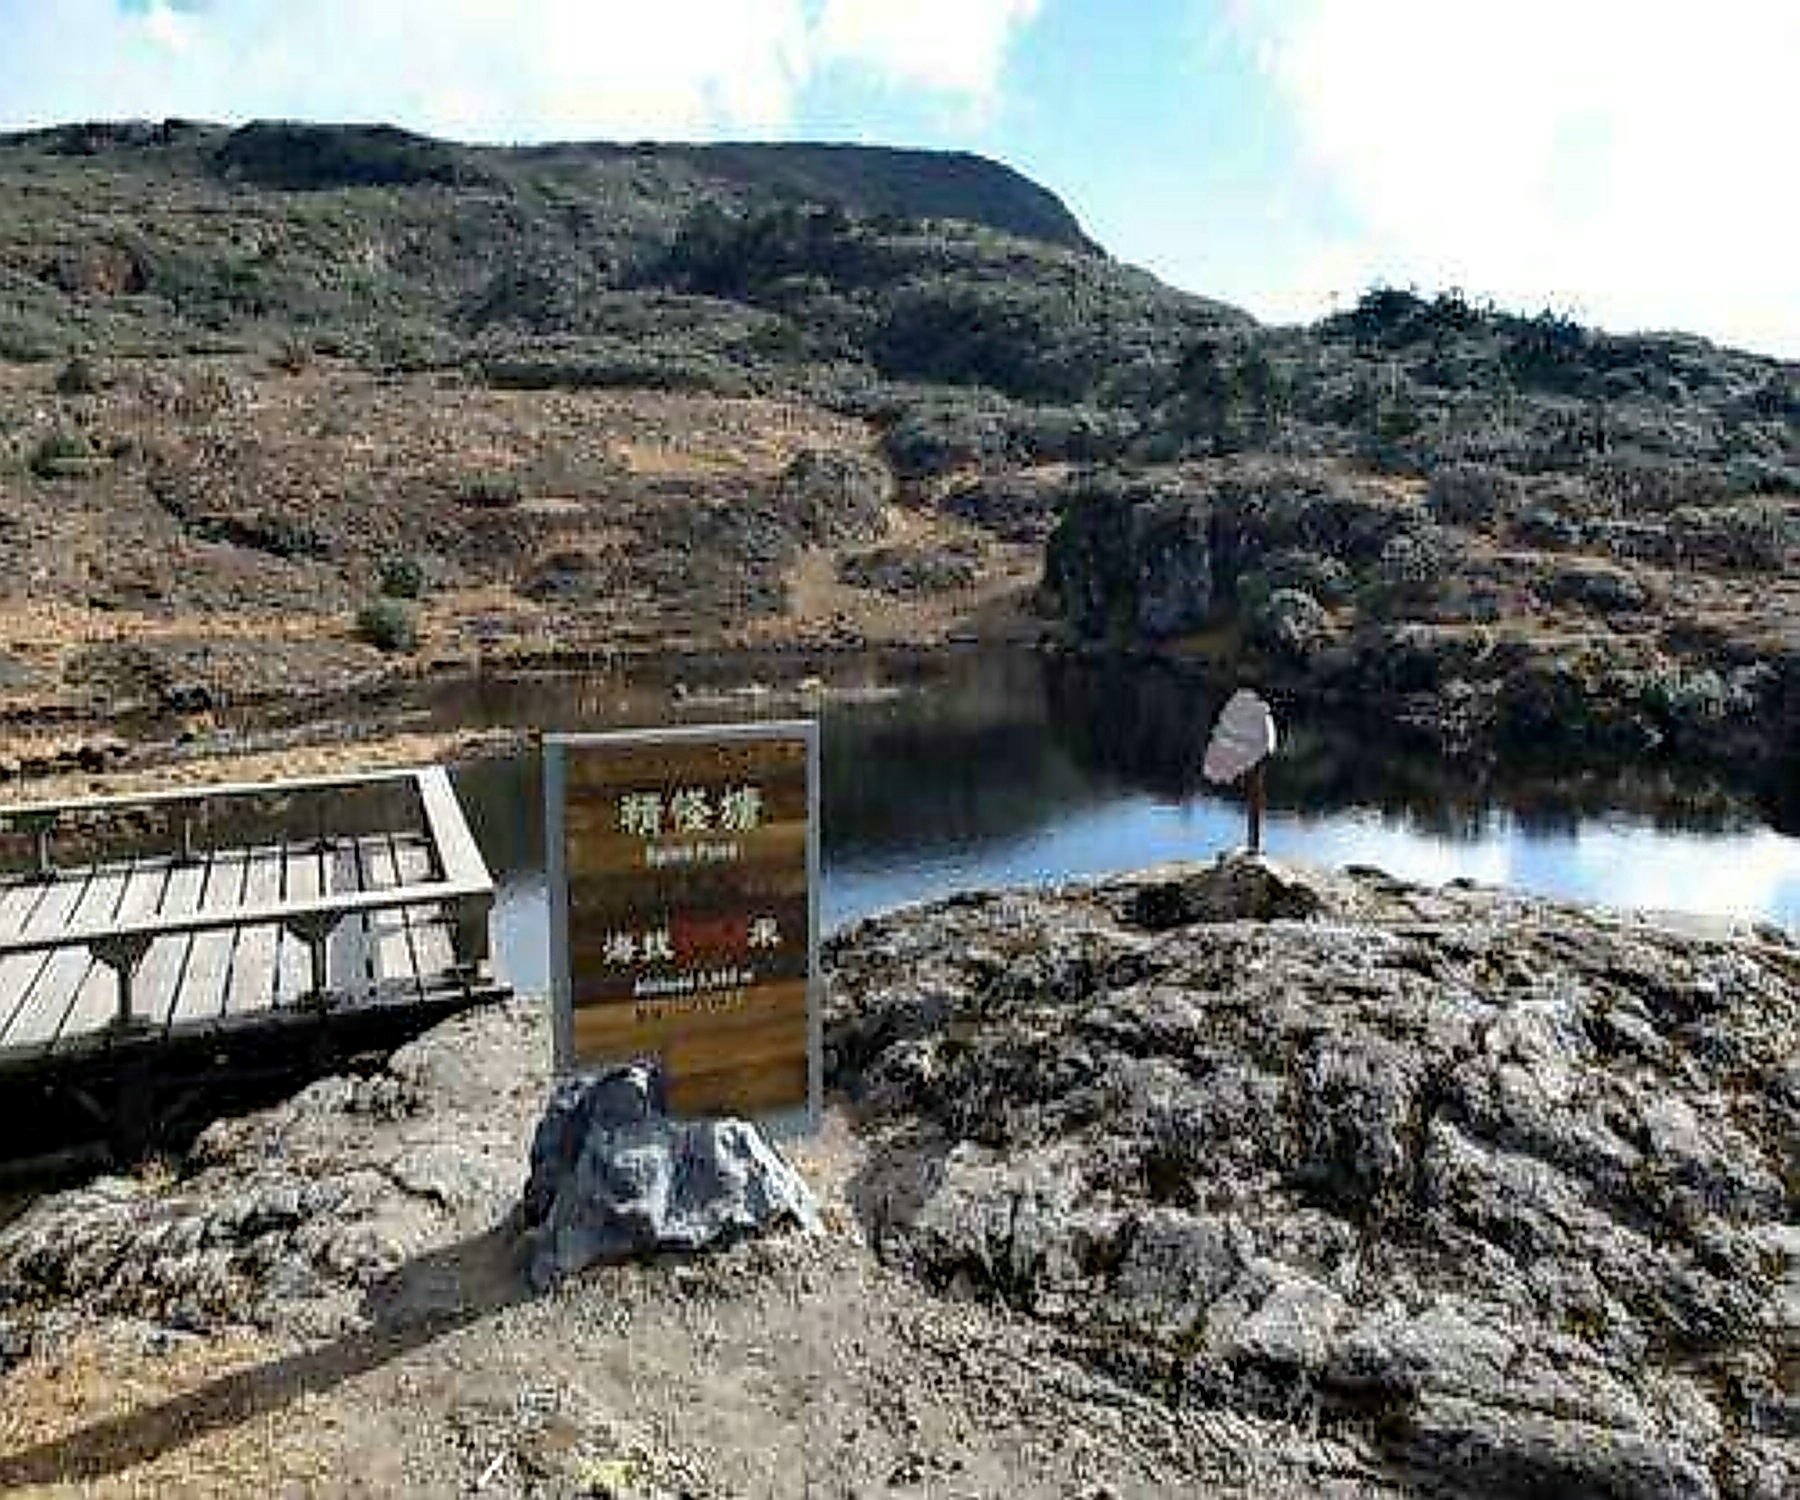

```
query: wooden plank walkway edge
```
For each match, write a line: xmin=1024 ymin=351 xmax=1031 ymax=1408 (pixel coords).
xmin=0 ymin=767 xmax=507 ymax=1154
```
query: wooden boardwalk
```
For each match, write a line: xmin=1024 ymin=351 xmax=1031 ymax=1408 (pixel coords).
xmin=0 ymin=767 xmax=506 ymax=1165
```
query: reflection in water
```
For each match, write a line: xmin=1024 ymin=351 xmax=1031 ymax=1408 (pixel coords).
xmin=440 ymin=651 xmax=1799 ymax=994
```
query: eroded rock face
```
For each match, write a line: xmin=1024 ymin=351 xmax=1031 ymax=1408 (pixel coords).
xmin=825 ymin=856 xmax=1800 ymax=1499
xmin=1040 ymin=471 xmax=1214 ymax=641
xmin=518 ymin=1064 xmax=820 ymax=1291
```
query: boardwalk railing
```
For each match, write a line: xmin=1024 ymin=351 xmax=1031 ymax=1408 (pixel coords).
xmin=0 ymin=766 xmax=495 ymax=1040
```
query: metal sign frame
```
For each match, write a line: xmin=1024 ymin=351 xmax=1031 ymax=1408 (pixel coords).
xmin=543 ymin=720 xmax=821 ymax=1136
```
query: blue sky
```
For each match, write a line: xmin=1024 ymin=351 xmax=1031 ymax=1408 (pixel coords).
xmin=3 ymin=1 xmax=1796 ymax=357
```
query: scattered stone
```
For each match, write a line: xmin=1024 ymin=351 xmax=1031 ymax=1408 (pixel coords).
xmin=836 ymin=543 xmax=981 ymax=597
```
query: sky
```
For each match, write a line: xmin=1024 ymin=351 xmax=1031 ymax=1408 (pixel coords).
xmin=2 ymin=1 xmax=1796 ymax=357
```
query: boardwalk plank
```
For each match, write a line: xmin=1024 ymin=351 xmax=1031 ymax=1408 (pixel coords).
xmin=392 ymin=835 xmax=456 ymax=981
xmin=360 ymin=837 xmax=421 ymax=998
xmin=222 ymin=845 xmax=284 ymax=1021
xmin=280 ymin=840 xmax=325 ymax=1003
xmin=266 ymin=842 xmax=311 ymax=1009
xmin=0 ymin=878 xmax=65 ymax=1044
xmin=167 ymin=851 xmax=249 ymax=1031
xmin=0 ymin=878 xmax=50 ymax=941
xmin=325 ymin=839 xmax=376 ymax=1002
xmin=6 ymin=869 xmax=124 ymax=1053
xmin=56 ymin=862 xmax=173 ymax=1049
xmin=135 ymin=859 xmax=210 ymax=1030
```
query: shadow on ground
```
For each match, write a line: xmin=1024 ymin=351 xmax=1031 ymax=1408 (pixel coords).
xmin=0 ymin=1222 xmax=529 ymax=1488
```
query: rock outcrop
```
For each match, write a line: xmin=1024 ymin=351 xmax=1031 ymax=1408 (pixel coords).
xmin=0 ymin=998 xmax=552 ymax=1338
xmin=518 ymin=1063 xmax=819 ymax=1290
xmin=1039 ymin=460 xmax=1797 ymax=780
xmin=825 ymin=856 xmax=1800 ymax=1499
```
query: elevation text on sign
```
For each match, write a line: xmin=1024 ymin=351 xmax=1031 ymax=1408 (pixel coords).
xmin=544 ymin=723 xmax=820 ymax=1126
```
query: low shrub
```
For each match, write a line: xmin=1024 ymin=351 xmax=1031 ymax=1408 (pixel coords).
xmin=28 ymin=428 xmax=100 ymax=479
xmin=1669 ymin=502 xmax=1793 ymax=572
xmin=377 ymin=555 xmax=426 ymax=599
xmin=455 ymin=472 xmax=523 ymax=509
xmin=271 ymin=336 xmax=313 ymax=374
xmin=835 ymin=543 xmax=980 ymax=596
xmin=54 ymin=355 xmax=100 ymax=396
xmin=192 ymin=510 xmax=328 ymax=560
xmin=1426 ymin=462 xmax=1522 ymax=529
xmin=355 ymin=598 xmax=418 ymax=652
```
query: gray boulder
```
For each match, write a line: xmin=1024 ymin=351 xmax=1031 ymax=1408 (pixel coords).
xmin=518 ymin=1063 xmax=819 ymax=1290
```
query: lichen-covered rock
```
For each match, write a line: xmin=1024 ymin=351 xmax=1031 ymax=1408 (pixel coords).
xmin=0 ymin=997 xmax=549 ymax=1337
xmin=1253 ymin=586 xmax=1330 ymax=659
xmin=518 ymin=1063 xmax=820 ymax=1291
xmin=825 ymin=855 xmax=1800 ymax=1499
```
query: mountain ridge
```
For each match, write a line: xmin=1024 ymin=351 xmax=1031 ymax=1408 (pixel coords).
xmin=0 ymin=118 xmax=1792 ymax=805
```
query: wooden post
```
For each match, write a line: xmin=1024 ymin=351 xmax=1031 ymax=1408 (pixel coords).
xmin=283 ymin=911 xmax=342 ymax=1009
xmin=18 ymin=812 xmax=56 ymax=882
xmin=451 ymin=894 xmax=491 ymax=972
xmin=94 ymin=932 xmax=155 ymax=1030
xmin=1246 ymin=764 xmax=1266 ymax=855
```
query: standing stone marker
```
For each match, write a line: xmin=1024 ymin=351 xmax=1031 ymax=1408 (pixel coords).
xmin=544 ymin=722 xmax=820 ymax=1129
xmin=1202 ymin=689 xmax=1278 ymax=853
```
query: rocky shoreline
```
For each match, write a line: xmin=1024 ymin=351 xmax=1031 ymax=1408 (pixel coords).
xmin=0 ymin=856 xmax=1794 ymax=1495
xmin=827 ymin=857 xmax=1800 ymax=1498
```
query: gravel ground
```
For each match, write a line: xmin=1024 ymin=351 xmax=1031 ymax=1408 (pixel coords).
xmin=0 ymin=997 xmax=1370 ymax=1498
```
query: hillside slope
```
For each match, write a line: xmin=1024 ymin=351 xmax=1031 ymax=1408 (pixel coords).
xmin=0 ymin=122 xmax=1793 ymax=801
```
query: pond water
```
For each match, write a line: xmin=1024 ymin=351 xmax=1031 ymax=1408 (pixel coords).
xmin=426 ymin=651 xmax=1800 ymax=994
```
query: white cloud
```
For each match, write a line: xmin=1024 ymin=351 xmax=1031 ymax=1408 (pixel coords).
xmin=7 ymin=1 xmax=812 ymax=140
xmin=815 ymin=0 xmax=1043 ymax=101
xmin=0 ymin=1 xmax=1043 ymax=142
xmin=1229 ymin=0 xmax=1800 ymax=355
xmin=137 ymin=0 xmax=201 ymax=55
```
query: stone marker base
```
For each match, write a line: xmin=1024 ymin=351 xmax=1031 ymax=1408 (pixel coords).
xmin=518 ymin=1061 xmax=819 ymax=1290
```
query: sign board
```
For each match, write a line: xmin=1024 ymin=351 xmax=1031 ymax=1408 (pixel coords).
xmin=1202 ymin=689 xmax=1278 ymax=785
xmin=544 ymin=722 xmax=819 ymax=1130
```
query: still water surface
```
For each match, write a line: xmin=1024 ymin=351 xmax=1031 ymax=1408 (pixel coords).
xmin=431 ymin=652 xmax=1799 ymax=992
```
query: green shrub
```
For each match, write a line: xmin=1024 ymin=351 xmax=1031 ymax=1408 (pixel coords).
xmin=455 ymin=472 xmax=523 ymax=508
xmin=29 ymin=428 xmax=100 ymax=479
xmin=356 ymin=598 xmax=418 ymax=652
xmin=1427 ymin=463 xmax=1522 ymax=529
xmin=54 ymin=355 xmax=100 ymax=395
xmin=0 ymin=309 xmax=61 ymax=362
xmin=378 ymin=555 xmax=426 ymax=599
xmin=1640 ymin=666 xmax=1730 ymax=725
